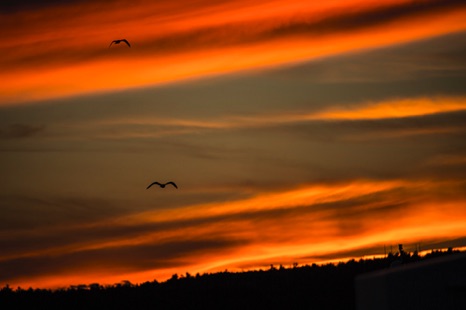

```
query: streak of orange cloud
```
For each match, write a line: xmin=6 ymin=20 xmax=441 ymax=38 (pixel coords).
xmin=1 ymin=0 xmax=466 ymax=104
xmin=80 ymin=96 xmax=466 ymax=136
xmin=310 ymin=97 xmax=466 ymax=120
xmin=184 ymin=192 xmax=466 ymax=276
xmin=127 ymin=180 xmax=407 ymax=224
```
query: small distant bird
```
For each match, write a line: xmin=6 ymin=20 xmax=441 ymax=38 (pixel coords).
xmin=109 ymin=39 xmax=131 ymax=48
xmin=146 ymin=181 xmax=178 ymax=189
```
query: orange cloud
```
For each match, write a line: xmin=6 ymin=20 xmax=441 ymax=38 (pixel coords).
xmin=310 ymin=97 xmax=466 ymax=120
xmin=1 ymin=0 xmax=466 ymax=104
xmin=75 ymin=96 xmax=466 ymax=139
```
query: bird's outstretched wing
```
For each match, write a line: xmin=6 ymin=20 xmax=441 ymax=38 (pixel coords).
xmin=146 ymin=181 xmax=161 ymax=189
xmin=109 ymin=41 xmax=116 ymax=48
xmin=122 ymin=39 xmax=131 ymax=47
xmin=166 ymin=182 xmax=178 ymax=189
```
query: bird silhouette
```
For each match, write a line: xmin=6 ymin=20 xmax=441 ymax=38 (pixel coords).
xmin=109 ymin=39 xmax=131 ymax=48
xmin=146 ymin=181 xmax=178 ymax=189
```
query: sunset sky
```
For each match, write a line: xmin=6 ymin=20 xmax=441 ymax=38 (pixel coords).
xmin=1 ymin=0 xmax=466 ymax=289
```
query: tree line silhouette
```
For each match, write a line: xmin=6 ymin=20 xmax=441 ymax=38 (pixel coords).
xmin=1 ymin=247 xmax=462 ymax=310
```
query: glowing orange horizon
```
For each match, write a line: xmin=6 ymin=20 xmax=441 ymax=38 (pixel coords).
xmin=4 ymin=178 xmax=466 ymax=289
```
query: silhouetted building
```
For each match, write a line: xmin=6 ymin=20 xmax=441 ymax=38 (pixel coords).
xmin=355 ymin=252 xmax=466 ymax=310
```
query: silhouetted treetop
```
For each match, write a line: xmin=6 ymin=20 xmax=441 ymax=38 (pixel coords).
xmin=1 ymin=248 xmax=463 ymax=310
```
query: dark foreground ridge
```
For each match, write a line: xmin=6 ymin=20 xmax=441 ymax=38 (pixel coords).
xmin=1 ymin=248 xmax=462 ymax=310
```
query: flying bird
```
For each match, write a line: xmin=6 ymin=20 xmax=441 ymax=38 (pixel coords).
xmin=146 ymin=181 xmax=178 ymax=189
xmin=109 ymin=39 xmax=131 ymax=48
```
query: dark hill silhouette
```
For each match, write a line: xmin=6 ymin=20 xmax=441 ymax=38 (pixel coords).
xmin=0 ymin=248 xmax=462 ymax=310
